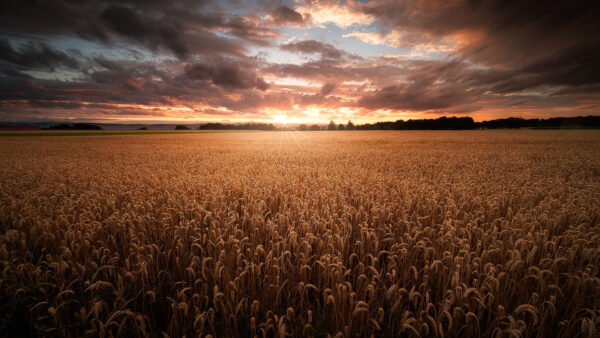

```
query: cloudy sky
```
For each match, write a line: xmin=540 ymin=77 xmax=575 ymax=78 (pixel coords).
xmin=1 ymin=0 xmax=599 ymax=124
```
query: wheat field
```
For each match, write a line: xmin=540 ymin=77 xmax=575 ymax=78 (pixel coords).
xmin=0 ymin=130 xmax=599 ymax=337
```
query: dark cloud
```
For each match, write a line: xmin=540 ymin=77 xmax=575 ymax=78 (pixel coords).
xmin=280 ymin=40 xmax=346 ymax=59
xmin=355 ymin=60 xmax=475 ymax=112
xmin=271 ymin=5 xmax=305 ymax=25
xmin=100 ymin=6 xmax=149 ymax=39
xmin=360 ymin=0 xmax=600 ymax=67
xmin=213 ymin=91 xmax=294 ymax=112
xmin=264 ymin=58 xmax=408 ymax=84
xmin=100 ymin=5 xmax=189 ymax=58
xmin=357 ymin=82 xmax=474 ymax=112
xmin=185 ymin=59 xmax=269 ymax=91
xmin=0 ymin=0 xmax=273 ymax=59
xmin=0 ymin=0 xmax=103 ymax=37
xmin=518 ymin=43 xmax=600 ymax=89
xmin=320 ymin=82 xmax=336 ymax=95
xmin=89 ymin=60 xmax=157 ymax=92
xmin=265 ymin=59 xmax=351 ymax=81
xmin=184 ymin=31 xmax=247 ymax=56
xmin=0 ymin=39 xmax=79 ymax=70
xmin=224 ymin=16 xmax=276 ymax=46
xmin=1 ymin=57 xmax=197 ymax=109
xmin=355 ymin=48 xmax=600 ymax=113
xmin=450 ymin=42 xmax=600 ymax=96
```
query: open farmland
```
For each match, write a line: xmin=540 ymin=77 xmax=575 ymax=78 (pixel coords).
xmin=0 ymin=130 xmax=599 ymax=337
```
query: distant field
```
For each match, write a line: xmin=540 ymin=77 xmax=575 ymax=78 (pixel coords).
xmin=0 ymin=131 xmax=599 ymax=337
xmin=0 ymin=130 xmax=260 ymax=137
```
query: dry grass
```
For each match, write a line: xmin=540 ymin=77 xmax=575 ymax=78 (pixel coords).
xmin=0 ymin=130 xmax=599 ymax=337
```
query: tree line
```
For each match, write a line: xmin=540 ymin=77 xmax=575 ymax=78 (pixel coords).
xmin=299 ymin=116 xmax=600 ymax=131
xmin=196 ymin=123 xmax=277 ymax=130
xmin=42 ymin=123 xmax=103 ymax=130
xmin=39 ymin=116 xmax=600 ymax=131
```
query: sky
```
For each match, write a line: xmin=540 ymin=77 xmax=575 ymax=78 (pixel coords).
xmin=0 ymin=0 xmax=599 ymax=124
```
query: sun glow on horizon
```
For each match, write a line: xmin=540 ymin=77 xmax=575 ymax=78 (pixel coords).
xmin=273 ymin=115 xmax=289 ymax=125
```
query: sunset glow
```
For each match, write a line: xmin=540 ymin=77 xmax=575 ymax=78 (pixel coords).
xmin=1 ymin=1 xmax=599 ymax=124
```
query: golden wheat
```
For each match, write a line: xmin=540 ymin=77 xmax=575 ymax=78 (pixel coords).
xmin=0 ymin=130 xmax=599 ymax=337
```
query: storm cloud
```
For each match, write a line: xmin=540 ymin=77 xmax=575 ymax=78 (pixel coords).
xmin=0 ymin=0 xmax=598 ymax=122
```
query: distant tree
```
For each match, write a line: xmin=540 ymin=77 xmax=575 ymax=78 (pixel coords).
xmin=43 ymin=123 xmax=102 ymax=130
xmin=327 ymin=121 xmax=336 ymax=130
xmin=175 ymin=125 xmax=191 ymax=130
xmin=198 ymin=123 xmax=276 ymax=130
xmin=137 ymin=127 xmax=148 ymax=130
xmin=338 ymin=124 xmax=345 ymax=131
xmin=474 ymin=116 xmax=600 ymax=129
xmin=73 ymin=123 xmax=103 ymax=130
xmin=199 ymin=123 xmax=227 ymax=130
xmin=309 ymin=124 xmax=321 ymax=131
xmin=351 ymin=116 xmax=478 ymax=130
xmin=346 ymin=120 xmax=354 ymax=130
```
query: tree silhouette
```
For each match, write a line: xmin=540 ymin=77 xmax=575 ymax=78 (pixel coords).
xmin=42 ymin=123 xmax=102 ymax=130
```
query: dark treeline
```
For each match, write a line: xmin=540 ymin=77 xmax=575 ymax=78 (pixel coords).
xmin=478 ymin=116 xmax=600 ymax=129
xmin=323 ymin=116 xmax=600 ymax=131
xmin=34 ymin=115 xmax=600 ymax=131
xmin=298 ymin=124 xmax=325 ymax=131
xmin=355 ymin=116 xmax=476 ymax=130
xmin=198 ymin=123 xmax=276 ymax=130
xmin=42 ymin=123 xmax=103 ymax=130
